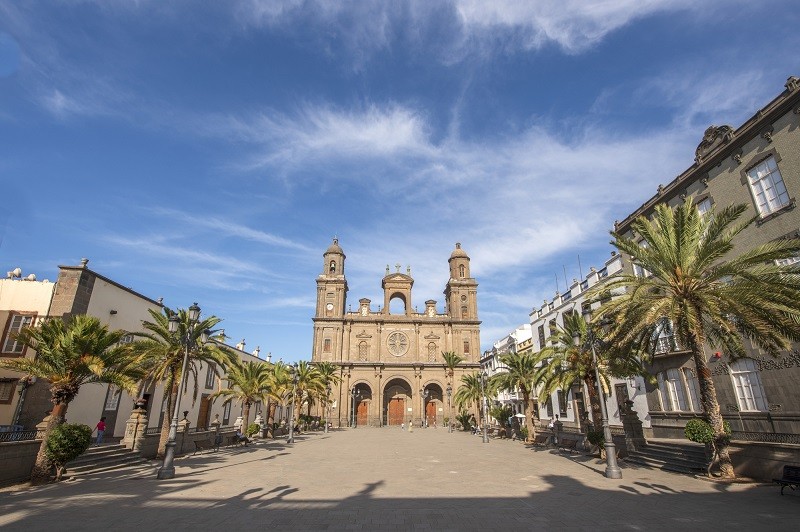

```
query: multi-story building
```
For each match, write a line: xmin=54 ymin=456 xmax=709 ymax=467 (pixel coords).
xmin=481 ymin=324 xmax=531 ymax=416
xmin=311 ymin=239 xmax=481 ymax=427
xmin=1 ymin=259 xmax=265 ymax=438
xmin=528 ymin=253 xmax=651 ymax=433
xmin=613 ymin=75 xmax=800 ymax=444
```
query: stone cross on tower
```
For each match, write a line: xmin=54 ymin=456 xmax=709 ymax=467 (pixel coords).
xmin=395 ymin=263 xmax=401 ymax=272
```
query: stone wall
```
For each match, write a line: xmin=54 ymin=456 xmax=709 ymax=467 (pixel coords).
xmin=730 ymin=441 xmax=800 ymax=481
xmin=0 ymin=440 xmax=41 ymax=486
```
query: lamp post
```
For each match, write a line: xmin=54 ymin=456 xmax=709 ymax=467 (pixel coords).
xmin=350 ymin=387 xmax=361 ymax=427
xmin=158 ymin=303 xmax=209 ymax=480
xmin=573 ymin=310 xmax=622 ymax=479
xmin=421 ymin=389 xmax=430 ymax=428
xmin=287 ymin=364 xmax=298 ymax=444
xmin=325 ymin=383 xmax=331 ymax=434
xmin=446 ymin=385 xmax=452 ymax=433
xmin=480 ymin=371 xmax=489 ymax=444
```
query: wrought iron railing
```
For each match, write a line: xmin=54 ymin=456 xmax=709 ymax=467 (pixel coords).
xmin=0 ymin=429 xmax=46 ymax=443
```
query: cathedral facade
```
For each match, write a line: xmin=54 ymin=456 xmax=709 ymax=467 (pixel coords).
xmin=311 ymin=239 xmax=481 ymax=427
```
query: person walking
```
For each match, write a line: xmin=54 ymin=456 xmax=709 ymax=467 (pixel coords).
xmin=94 ymin=417 xmax=107 ymax=446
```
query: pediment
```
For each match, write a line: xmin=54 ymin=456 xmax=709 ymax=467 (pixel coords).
xmin=424 ymin=333 xmax=441 ymax=340
xmin=356 ymin=330 xmax=373 ymax=339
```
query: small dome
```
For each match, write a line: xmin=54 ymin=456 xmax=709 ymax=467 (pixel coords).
xmin=325 ymin=237 xmax=344 ymax=255
xmin=450 ymin=242 xmax=469 ymax=259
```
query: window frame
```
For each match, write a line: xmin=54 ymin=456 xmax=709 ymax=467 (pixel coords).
xmin=728 ymin=358 xmax=768 ymax=412
xmin=741 ymin=151 xmax=793 ymax=220
xmin=0 ymin=378 xmax=17 ymax=404
xmin=2 ymin=312 xmax=37 ymax=356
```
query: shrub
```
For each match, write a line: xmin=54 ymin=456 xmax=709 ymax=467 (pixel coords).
xmin=519 ymin=427 xmax=529 ymax=441
xmin=246 ymin=422 xmax=260 ymax=437
xmin=684 ymin=418 xmax=731 ymax=445
xmin=45 ymin=423 xmax=92 ymax=481
xmin=586 ymin=430 xmax=605 ymax=449
xmin=456 ymin=411 xmax=473 ymax=431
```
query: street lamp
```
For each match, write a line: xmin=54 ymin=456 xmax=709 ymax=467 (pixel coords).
xmin=479 ymin=371 xmax=489 ymax=444
xmin=287 ymin=363 xmax=299 ymax=444
xmin=446 ymin=384 xmax=452 ymax=433
xmin=421 ymin=389 xmax=430 ymax=428
xmin=573 ymin=309 xmax=622 ymax=479
xmin=350 ymin=387 xmax=361 ymax=427
xmin=325 ymin=383 xmax=331 ymax=434
xmin=158 ymin=303 xmax=209 ymax=480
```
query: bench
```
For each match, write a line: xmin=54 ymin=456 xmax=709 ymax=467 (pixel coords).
xmin=193 ymin=439 xmax=215 ymax=454
xmin=774 ymin=465 xmax=800 ymax=495
xmin=558 ymin=438 xmax=580 ymax=453
xmin=531 ymin=433 xmax=551 ymax=447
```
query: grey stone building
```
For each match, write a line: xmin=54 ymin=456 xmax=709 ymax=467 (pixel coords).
xmin=613 ymin=76 xmax=800 ymax=446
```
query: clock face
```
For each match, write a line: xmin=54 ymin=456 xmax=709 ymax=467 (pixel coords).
xmin=326 ymin=303 xmax=334 ymax=311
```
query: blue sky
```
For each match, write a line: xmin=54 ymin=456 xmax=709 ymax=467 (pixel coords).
xmin=1 ymin=1 xmax=799 ymax=362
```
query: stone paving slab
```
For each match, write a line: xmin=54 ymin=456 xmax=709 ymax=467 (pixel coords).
xmin=0 ymin=428 xmax=797 ymax=531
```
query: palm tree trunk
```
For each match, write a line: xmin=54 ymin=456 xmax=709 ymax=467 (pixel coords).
xmin=242 ymin=402 xmax=251 ymax=433
xmin=157 ymin=373 xmax=178 ymax=459
xmin=584 ymin=375 xmax=603 ymax=431
xmin=30 ymin=401 xmax=68 ymax=485
xmin=267 ymin=401 xmax=276 ymax=438
xmin=690 ymin=335 xmax=735 ymax=478
xmin=522 ymin=390 xmax=536 ymax=442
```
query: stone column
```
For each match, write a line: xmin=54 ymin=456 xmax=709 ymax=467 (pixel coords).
xmin=177 ymin=417 xmax=190 ymax=455
xmin=123 ymin=405 xmax=148 ymax=451
xmin=621 ymin=399 xmax=647 ymax=452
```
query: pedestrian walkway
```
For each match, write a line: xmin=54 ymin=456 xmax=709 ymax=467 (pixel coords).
xmin=0 ymin=428 xmax=796 ymax=530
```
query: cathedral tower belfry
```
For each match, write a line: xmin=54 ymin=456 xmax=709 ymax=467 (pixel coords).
xmin=312 ymin=240 xmax=481 ymax=429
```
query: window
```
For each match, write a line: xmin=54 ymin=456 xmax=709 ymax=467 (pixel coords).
xmin=729 ymin=358 xmax=768 ymax=411
xmin=104 ymin=384 xmax=121 ymax=411
xmin=633 ymin=241 xmax=651 ymax=278
xmin=657 ymin=369 xmax=690 ymax=411
xmin=0 ymin=379 xmax=16 ymax=404
xmin=463 ymin=339 xmax=470 ymax=355
xmin=359 ymin=341 xmax=368 ymax=361
xmin=747 ymin=155 xmax=790 ymax=216
xmin=205 ymin=364 xmax=216 ymax=389
xmin=427 ymin=342 xmax=437 ymax=362
xmin=459 ymin=264 xmax=465 ymax=278
xmin=329 ymin=260 xmax=336 ymax=273
xmin=537 ymin=325 xmax=545 ymax=349
xmin=696 ymin=197 xmax=712 ymax=217
xmin=323 ymin=338 xmax=331 ymax=353
xmin=222 ymin=401 xmax=232 ymax=425
xmin=461 ymin=306 xmax=468 ymax=318
xmin=683 ymin=368 xmax=702 ymax=412
xmin=2 ymin=313 xmax=35 ymax=355
xmin=545 ymin=396 xmax=553 ymax=418
xmin=557 ymin=390 xmax=567 ymax=416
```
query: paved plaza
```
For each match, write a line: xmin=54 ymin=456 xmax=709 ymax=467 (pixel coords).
xmin=0 ymin=428 xmax=797 ymax=530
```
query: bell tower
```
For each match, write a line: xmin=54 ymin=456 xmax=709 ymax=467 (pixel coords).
xmin=445 ymin=242 xmax=478 ymax=321
xmin=316 ymin=238 xmax=348 ymax=319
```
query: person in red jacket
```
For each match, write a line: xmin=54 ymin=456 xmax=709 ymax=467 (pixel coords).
xmin=95 ymin=417 xmax=106 ymax=446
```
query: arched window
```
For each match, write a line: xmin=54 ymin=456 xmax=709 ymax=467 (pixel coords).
xmin=427 ymin=342 xmax=437 ymax=362
xmin=461 ymin=306 xmax=468 ymax=319
xmin=463 ymin=338 xmax=470 ymax=355
xmin=359 ymin=341 xmax=368 ymax=361
xmin=329 ymin=260 xmax=336 ymax=273
xmin=459 ymin=264 xmax=465 ymax=278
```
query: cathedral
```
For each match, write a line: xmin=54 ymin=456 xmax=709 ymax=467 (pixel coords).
xmin=311 ymin=239 xmax=481 ymax=427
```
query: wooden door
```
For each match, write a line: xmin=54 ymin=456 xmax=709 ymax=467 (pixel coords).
xmin=387 ymin=398 xmax=404 ymax=425
xmin=197 ymin=394 xmax=212 ymax=429
xmin=425 ymin=401 xmax=437 ymax=426
xmin=357 ymin=401 xmax=368 ymax=426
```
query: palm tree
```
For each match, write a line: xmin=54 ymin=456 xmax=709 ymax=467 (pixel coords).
xmin=265 ymin=361 xmax=293 ymax=431
xmin=453 ymin=372 xmax=483 ymax=422
xmin=442 ymin=351 xmax=464 ymax=383
xmin=537 ymin=311 xmax=647 ymax=432
xmin=294 ymin=361 xmax=323 ymax=422
xmin=0 ymin=315 xmax=144 ymax=484
xmin=211 ymin=360 xmax=271 ymax=432
xmin=312 ymin=361 xmax=341 ymax=422
xmin=594 ymin=201 xmax=800 ymax=478
xmin=132 ymin=307 xmax=236 ymax=458
xmin=490 ymin=351 xmax=542 ymax=442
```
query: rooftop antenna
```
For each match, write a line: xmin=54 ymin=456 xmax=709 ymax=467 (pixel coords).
xmin=578 ymin=254 xmax=584 ymax=280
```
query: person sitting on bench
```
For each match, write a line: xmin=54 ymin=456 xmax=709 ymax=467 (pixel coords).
xmin=235 ymin=429 xmax=250 ymax=445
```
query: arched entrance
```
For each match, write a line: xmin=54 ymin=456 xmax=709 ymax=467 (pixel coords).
xmin=383 ymin=378 xmax=412 ymax=426
xmin=422 ymin=383 xmax=444 ymax=427
xmin=350 ymin=383 xmax=372 ymax=427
